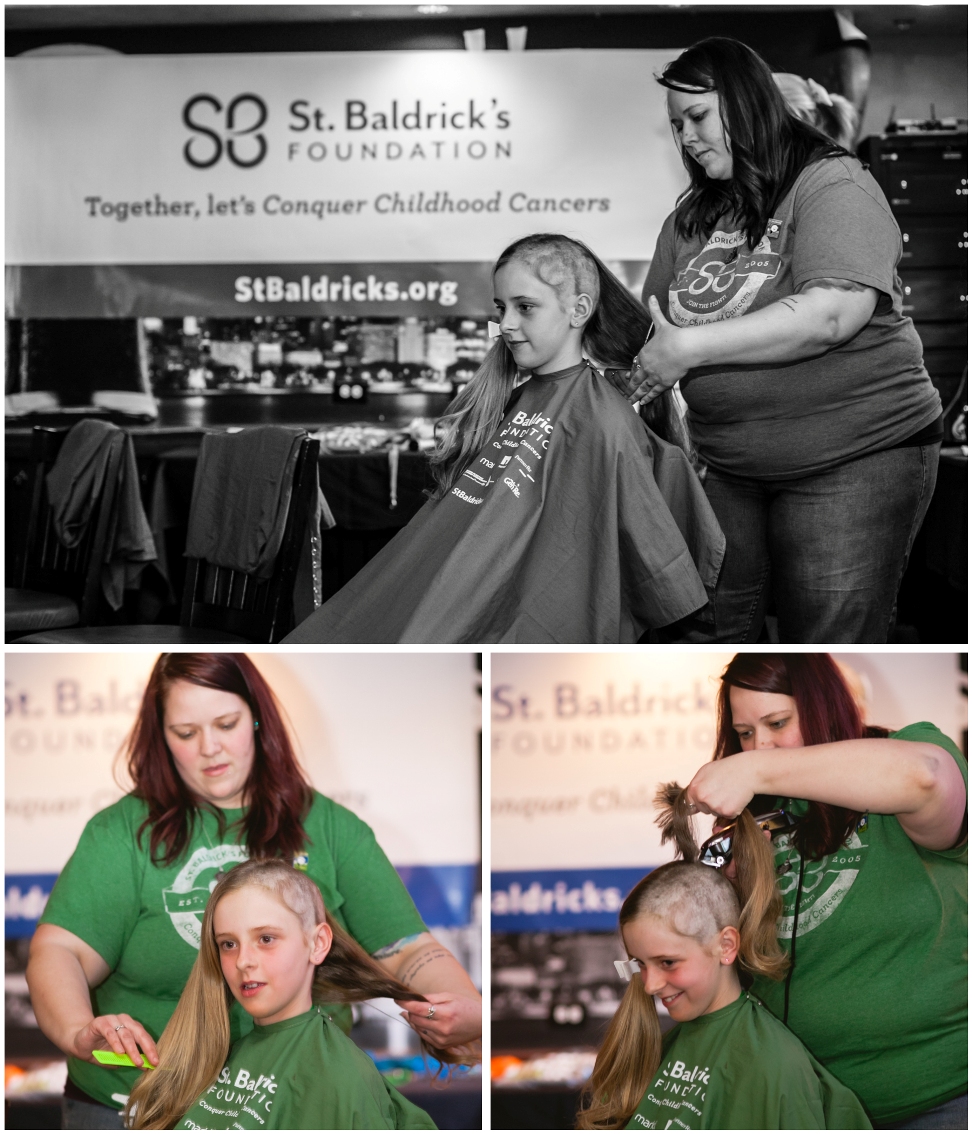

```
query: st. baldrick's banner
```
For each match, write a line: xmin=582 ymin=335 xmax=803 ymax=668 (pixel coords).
xmin=5 ymin=49 xmax=687 ymax=317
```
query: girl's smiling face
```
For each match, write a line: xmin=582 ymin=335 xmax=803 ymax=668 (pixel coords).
xmin=666 ymin=88 xmax=733 ymax=181
xmin=214 ymin=886 xmax=331 ymax=1026
xmin=729 ymin=688 xmax=805 ymax=751
xmin=163 ymin=681 xmax=256 ymax=809
xmin=493 ymin=259 xmax=591 ymax=375
xmin=622 ymin=915 xmax=740 ymax=1022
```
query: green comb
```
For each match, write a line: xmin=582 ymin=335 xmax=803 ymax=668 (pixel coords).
xmin=92 ymin=1050 xmax=155 ymax=1070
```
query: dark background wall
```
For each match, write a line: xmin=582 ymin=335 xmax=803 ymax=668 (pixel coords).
xmin=6 ymin=4 xmax=968 ymax=140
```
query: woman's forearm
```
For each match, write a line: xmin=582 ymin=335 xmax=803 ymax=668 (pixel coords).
xmin=679 ymin=284 xmax=877 ymax=369
xmin=748 ymin=739 xmax=947 ymax=814
xmin=689 ymin=738 xmax=965 ymax=851
xmin=383 ymin=933 xmax=479 ymax=999
xmin=631 ymin=281 xmax=879 ymax=401
xmin=379 ymin=931 xmax=482 ymax=1050
xmin=26 ymin=938 xmax=99 ymax=1056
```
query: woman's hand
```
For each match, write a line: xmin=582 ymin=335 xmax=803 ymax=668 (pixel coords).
xmin=374 ymin=931 xmax=482 ymax=1059
xmin=629 ymin=296 xmax=696 ymax=404
xmin=396 ymin=990 xmax=482 ymax=1057
xmin=685 ymin=754 xmax=759 ymax=820
xmin=73 ymin=1012 xmax=159 ymax=1068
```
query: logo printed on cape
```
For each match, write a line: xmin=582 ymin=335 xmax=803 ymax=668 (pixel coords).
xmin=773 ymin=817 xmax=869 ymax=940
xmin=163 ymin=844 xmax=249 ymax=949
xmin=668 ymin=224 xmax=782 ymax=326
xmin=633 ymin=1054 xmax=708 ymax=1128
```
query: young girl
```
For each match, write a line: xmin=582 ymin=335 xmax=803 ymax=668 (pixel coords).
xmin=577 ymin=790 xmax=871 ymax=1130
xmin=125 ymin=860 xmax=447 ymax=1129
xmin=284 ymin=233 xmax=724 ymax=644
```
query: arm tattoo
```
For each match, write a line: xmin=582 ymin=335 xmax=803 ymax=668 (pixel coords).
xmin=372 ymin=932 xmax=423 ymax=961
xmin=400 ymin=947 xmax=451 ymax=987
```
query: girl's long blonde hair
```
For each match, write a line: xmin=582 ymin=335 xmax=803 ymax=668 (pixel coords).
xmin=126 ymin=859 xmax=455 ymax=1129
xmin=577 ymin=785 xmax=787 ymax=1129
xmin=428 ymin=233 xmax=693 ymax=499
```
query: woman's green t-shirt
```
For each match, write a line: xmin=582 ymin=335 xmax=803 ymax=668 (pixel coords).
xmin=174 ymin=1007 xmax=436 ymax=1130
xmin=39 ymin=791 xmax=427 ymax=1110
xmin=624 ymin=991 xmax=871 ymax=1129
xmin=751 ymin=722 xmax=967 ymax=1125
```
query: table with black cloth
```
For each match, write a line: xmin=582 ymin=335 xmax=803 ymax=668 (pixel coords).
xmin=142 ymin=444 xmax=432 ymax=619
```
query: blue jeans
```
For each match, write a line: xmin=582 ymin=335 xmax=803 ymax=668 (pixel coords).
xmin=701 ymin=444 xmax=939 ymax=643
xmin=876 ymin=1092 xmax=968 ymax=1129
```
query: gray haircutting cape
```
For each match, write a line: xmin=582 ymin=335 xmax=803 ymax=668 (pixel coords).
xmin=284 ymin=362 xmax=724 ymax=643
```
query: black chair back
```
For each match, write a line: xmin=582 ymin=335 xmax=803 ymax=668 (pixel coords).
xmin=180 ymin=436 xmax=320 ymax=642
xmin=17 ymin=425 xmax=122 ymax=625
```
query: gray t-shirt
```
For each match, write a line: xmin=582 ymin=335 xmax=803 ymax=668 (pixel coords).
xmin=644 ymin=155 xmax=942 ymax=480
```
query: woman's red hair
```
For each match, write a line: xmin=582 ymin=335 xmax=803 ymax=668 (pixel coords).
xmin=715 ymin=654 xmax=887 ymax=859
xmin=125 ymin=653 xmax=312 ymax=867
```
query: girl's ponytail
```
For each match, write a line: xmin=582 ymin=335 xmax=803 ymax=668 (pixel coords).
xmin=585 ymin=257 xmax=696 ymax=463
xmin=653 ymin=783 xmax=788 ymax=980
xmin=576 ymin=974 xmax=663 ymax=1130
xmin=726 ymin=808 xmax=788 ymax=980
xmin=313 ymin=912 xmax=458 ymax=1066
xmin=653 ymin=781 xmax=700 ymax=863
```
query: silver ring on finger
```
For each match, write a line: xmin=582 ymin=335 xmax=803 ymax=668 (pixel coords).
xmin=426 ymin=1005 xmax=436 ymax=1020
xmin=114 ymin=1024 xmax=127 ymax=1032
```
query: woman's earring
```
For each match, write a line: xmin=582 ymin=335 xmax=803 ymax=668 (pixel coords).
xmin=253 ymin=721 xmax=260 ymax=731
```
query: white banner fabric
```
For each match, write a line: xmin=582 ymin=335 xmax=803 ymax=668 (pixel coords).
xmin=6 ymin=49 xmax=687 ymax=265
xmin=491 ymin=652 xmax=967 ymax=872
xmin=5 ymin=652 xmax=480 ymax=874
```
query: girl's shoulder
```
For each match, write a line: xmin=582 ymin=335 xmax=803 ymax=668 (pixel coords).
xmin=584 ymin=368 xmax=650 ymax=431
xmin=734 ymin=992 xmax=817 ymax=1060
xmin=314 ymin=1013 xmax=399 ymax=1087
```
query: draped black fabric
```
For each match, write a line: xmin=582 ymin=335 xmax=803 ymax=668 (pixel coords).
xmin=46 ymin=418 xmax=156 ymax=610
xmin=285 ymin=363 xmax=725 ymax=644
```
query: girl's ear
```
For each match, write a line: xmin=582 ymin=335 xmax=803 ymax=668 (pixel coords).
xmin=311 ymin=921 xmax=333 ymax=966
xmin=570 ymin=292 xmax=595 ymax=328
xmin=718 ymin=925 xmax=741 ymax=966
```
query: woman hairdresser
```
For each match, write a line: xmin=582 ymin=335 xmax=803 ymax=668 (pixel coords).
xmin=682 ymin=653 xmax=966 ymax=1128
xmin=632 ymin=38 xmax=942 ymax=643
xmin=26 ymin=653 xmax=481 ymax=1129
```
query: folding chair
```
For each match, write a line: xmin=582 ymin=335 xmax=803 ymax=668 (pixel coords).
xmin=6 ymin=426 xmax=121 ymax=639
xmin=15 ymin=435 xmax=320 ymax=644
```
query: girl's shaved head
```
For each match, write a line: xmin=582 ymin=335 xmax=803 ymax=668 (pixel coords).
xmin=621 ymin=861 xmax=740 ymax=944
xmin=495 ymin=233 xmax=601 ymax=308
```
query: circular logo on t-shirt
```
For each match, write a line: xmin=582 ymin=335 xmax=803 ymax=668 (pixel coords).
xmin=669 ymin=228 xmax=782 ymax=325
xmin=771 ymin=818 xmax=870 ymax=940
xmin=162 ymin=844 xmax=249 ymax=949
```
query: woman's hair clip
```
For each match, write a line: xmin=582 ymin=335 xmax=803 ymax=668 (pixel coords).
xmin=488 ymin=321 xmax=502 ymax=339
xmin=614 ymin=958 xmax=641 ymax=982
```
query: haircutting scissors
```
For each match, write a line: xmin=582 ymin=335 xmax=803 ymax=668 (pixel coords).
xmin=698 ymin=809 xmax=798 ymax=870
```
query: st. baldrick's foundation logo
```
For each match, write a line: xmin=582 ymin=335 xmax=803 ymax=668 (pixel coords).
xmin=668 ymin=225 xmax=782 ymax=325
xmin=182 ymin=94 xmax=269 ymax=169
xmin=162 ymin=845 xmax=249 ymax=948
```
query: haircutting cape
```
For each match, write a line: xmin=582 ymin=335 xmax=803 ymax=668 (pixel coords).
xmin=284 ymin=362 xmax=724 ymax=643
